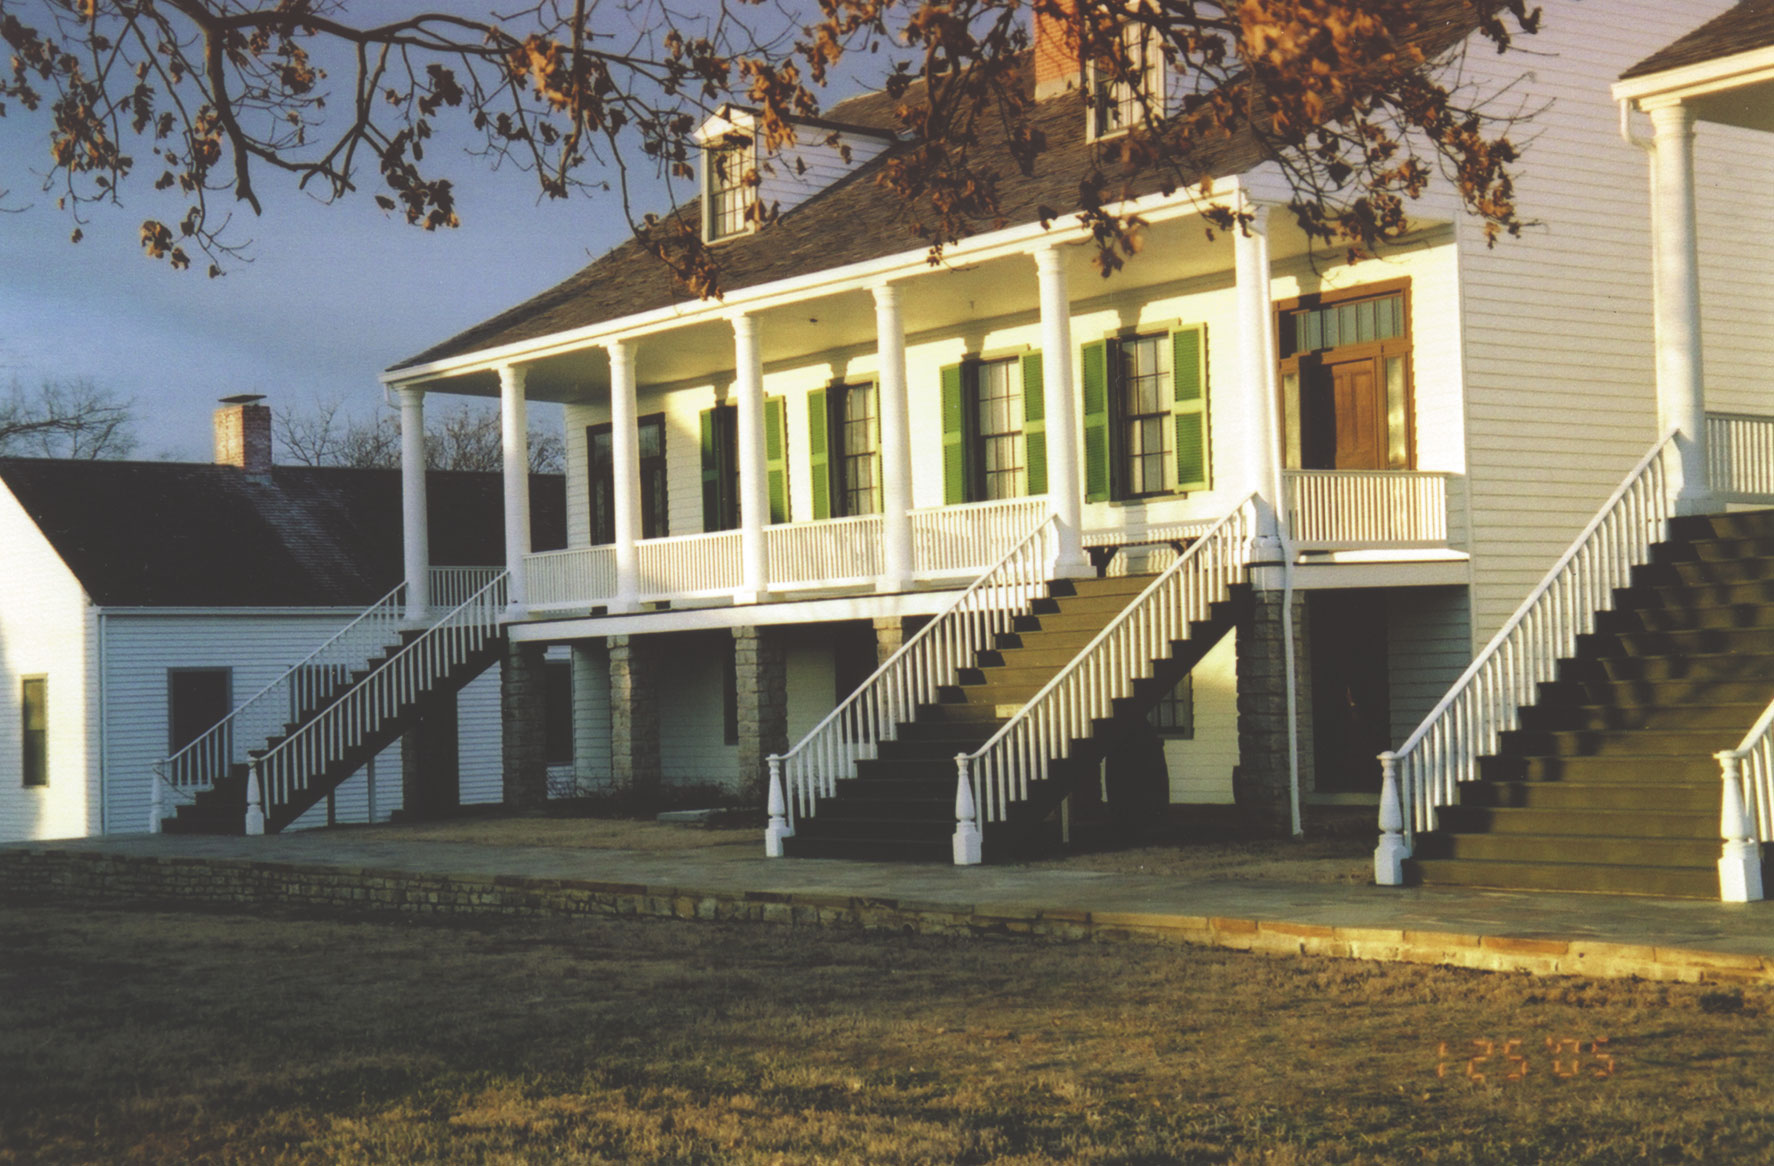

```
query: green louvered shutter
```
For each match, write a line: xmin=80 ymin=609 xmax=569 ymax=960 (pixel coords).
xmin=700 ymin=407 xmax=722 ymax=531
xmin=806 ymin=388 xmax=830 ymax=520
xmin=1021 ymin=352 xmax=1047 ymax=496
xmin=940 ymin=363 xmax=968 ymax=504
xmin=1171 ymin=325 xmax=1209 ymax=492
xmin=1081 ymin=340 xmax=1111 ymax=502
xmin=765 ymin=397 xmax=789 ymax=523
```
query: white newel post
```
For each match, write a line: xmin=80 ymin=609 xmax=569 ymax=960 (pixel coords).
xmin=499 ymin=364 xmax=532 ymax=617
xmin=1234 ymin=200 xmax=1285 ymax=566
xmin=765 ymin=756 xmax=793 ymax=857
xmin=398 ymin=385 xmax=431 ymax=623
xmin=149 ymin=777 xmax=164 ymax=833
xmin=1715 ymin=752 xmax=1764 ymax=903
xmin=953 ymin=755 xmax=983 ymax=865
xmin=733 ymin=313 xmax=770 ymax=603
xmin=873 ymin=281 xmax=915 ymax=592
xmin=1035 ymin=245 xmax=1089 ymax=577
xmin=244 ymin=760 xmax=266 ymax=836
xmin=608 ymin=339 xmax=642 ymax=613
xmin=1374 ymin=750 xmax=1408 ymax=886
xmin=1648 ymin=102 xmax=1712 ymax=515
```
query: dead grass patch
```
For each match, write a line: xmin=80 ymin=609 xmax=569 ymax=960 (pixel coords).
xmin=2 ymin=900 xmax=1771 ymax=1164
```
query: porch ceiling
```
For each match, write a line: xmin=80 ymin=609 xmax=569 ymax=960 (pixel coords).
xmin=419 ymin=204 xmax=1401 ymax=408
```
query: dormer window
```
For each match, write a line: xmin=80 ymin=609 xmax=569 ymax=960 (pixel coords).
xmin=705 ymin=133 xmax=757 ymax=242
xmin=1090 ymin=20 xmax=1165 ymax=139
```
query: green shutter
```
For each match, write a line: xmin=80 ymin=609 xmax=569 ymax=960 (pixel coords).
xmin=940 ymin=363 xmax=967 ymax=505
xmin=700 ymin=407 xmax=721 ymax=531
xmin=807 ymin=388 xmax=830 ymax=520
xmin=765 ymin=397 xmax=789 ymax=524
xmin=1081 ymin=340 xmax=1111 ymax=503
xmin=1171 ymin=325 xmax=1209 ymax=492
xmin=1021 ymin=352 xmax=1047 ymax=496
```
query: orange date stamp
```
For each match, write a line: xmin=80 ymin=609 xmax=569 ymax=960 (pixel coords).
xmin=1436 ymin=1038 xmax=1614 ymax=1082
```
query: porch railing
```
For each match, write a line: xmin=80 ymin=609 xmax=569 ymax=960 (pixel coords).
xmin=1283 ymin=469 xmax=1450 ymax=550
xmin=949 ymin=498 xmax=1254 ymax=861
xmin=640 ymin=530 xmax=743 ymax=598
xmin=526 ymin=545 xmax=616 ymax=611
xmin=764 ymin=517 xmax=1057 ymax=853
xmin=247 ymin=572 xmax=511 ymax=834
xmin=149 ymin=567 xmax=496 ymax=829
xmin=767 ymin=514 xmax=885 ymax=589
xmin=1707 ymin=411 xmax=1774 ymax=502
xmin=913 ymin=497 xmax=1049 ymax=577
xmin=1375 ymin=434 xmax=1678 ymax=880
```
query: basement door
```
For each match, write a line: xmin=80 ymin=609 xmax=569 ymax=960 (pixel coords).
xmin=1309 ymin=591 xmax=1391 ymax=794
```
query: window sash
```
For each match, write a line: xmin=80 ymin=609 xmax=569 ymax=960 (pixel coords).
xmin=838 ymin=382 xmax=880 ymax=517
xmin=588 ymin=416 xmax=669 ymax=543
xmin=1118 ymin=334 xmax=1173 ymax=498
xmin=708 ymin=139 xmax=754 ymax=239
xmin=973 ymin=358 xmax=1027 ymax=500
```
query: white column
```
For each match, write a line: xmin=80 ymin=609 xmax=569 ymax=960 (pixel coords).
xmin=1035 ymin=245 xmax=1089 ymax=576
xmin=607 ymin=340 xmax=642 ymax=613
xmin=1234 ymin=200 xmax=1285 ymax=572
xmin=499 ymin=364 xmax=532 ymax=616
xmin=732 ymin=313 xmax=770 ymax=602
xmin=1648 ymin=102 xmax=1711 ymax=514
xmin=873 ymin=281 xmax=915 ymax=591
xmin=398 ymin=386 xmax=430 ymax=622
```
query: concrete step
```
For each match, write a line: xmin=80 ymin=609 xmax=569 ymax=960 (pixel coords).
xmin=1626 ymin=603 xmax=1774 ymax=633
xmin=1517 ymin=700 xmax=1763 ymax=732
xmin=1672 ymin=557 xmax=1774 ymax=585
xmin=1670 ymin=509 xmax=1774 ymax=541
xmin=1536 ymin=677 xmax=1774 ymax=709
xmin=1478 ymin=753 xmax=1720 ymax=783
xmin=1615 ymin=626 xmax=1774 ymax=657
xmin=1593 ymin=652 xmax=1774 ymax=683
xmin=1496 ymin=726 xmax=1745 ymax=759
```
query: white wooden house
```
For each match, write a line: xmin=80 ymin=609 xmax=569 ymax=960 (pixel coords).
xmin=0 ymin=399 xmax=566 ymax=842
xmin=338 ymin=0 xmax=1774 ymax=896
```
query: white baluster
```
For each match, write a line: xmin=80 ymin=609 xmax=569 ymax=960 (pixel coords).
xmin=1716 ymin=751 xmax=1764 ymax=902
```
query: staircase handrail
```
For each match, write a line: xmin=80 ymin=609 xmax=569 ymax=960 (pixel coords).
xmin=954 ymin=496 xmax=1255 ymax=835
xmin=151 ymin=577 xmax=410 ymax=814
xmin=766 ymin=514 xmax=1057 ymax=840
xmin=246 ymin=571 xmax=511 ymax=831
xmin=1377 ymin=432 xmax=1678 ymax=862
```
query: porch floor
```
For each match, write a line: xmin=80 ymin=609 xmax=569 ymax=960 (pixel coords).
xmin=5 ymin=824 xmax=1770 ymax=983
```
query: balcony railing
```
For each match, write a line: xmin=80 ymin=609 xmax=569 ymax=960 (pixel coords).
xmin=768 ymin=513 xmax=884 ymax=589
xmin=1707 ymin=411 xmax=1774 ymax=502
xmin=1283 ymin=469 xmax=1451 ymax=550
xmin=913 ymin=497 xmax=1049 ymax=578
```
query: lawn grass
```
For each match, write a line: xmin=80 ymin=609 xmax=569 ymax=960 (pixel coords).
xmin=2 ymin=899 xmax=1770 ymax=1164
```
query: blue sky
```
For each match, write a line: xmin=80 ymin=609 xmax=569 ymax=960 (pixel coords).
xmin=0 ymin=1 xmax=876 ymax=461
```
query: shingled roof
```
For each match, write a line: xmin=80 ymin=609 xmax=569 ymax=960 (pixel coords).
xmin=1620 ymin=0 xmax=1774 ymax=81
xmin=394 ymin=1 xmax=1492 ymax=374
xmin=0 ymin=460 xmax=565 ymax=608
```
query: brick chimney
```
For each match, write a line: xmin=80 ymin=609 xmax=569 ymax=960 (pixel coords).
xmin=1033 ymin=0 xmax=1082 ymax=100
xmin=214 ymin=394 xmax=273 ymax=474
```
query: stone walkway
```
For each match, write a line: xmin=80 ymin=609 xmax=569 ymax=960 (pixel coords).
xmin=5 ymin=831 xmax=1772 ymax=983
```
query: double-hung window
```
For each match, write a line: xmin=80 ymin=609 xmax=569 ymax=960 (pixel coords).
xmin=1090 ymin=19 xmax=1164 ymax=139
xmin=807 ymin=382 xmax=880 ymax=519
xmin=1082 ymin=326 xmax=1210 ymax=502
xmin=698 ymin=399 xmax=789 ymax=530
xmin=21 ymin=677 xmax=46 ymax=788
xmin=588 ymin=414 xmax=668 ymax=544
xmin=939 ymin=352 xmax=1049 ymax=504
xmin=705 ymin=135 xmax=756 ymax=242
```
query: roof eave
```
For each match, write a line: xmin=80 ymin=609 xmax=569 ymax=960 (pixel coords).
xmin=1612 ymin=42 xmax=1774 ymax=108
xmin=380 ymin=174 xmax=1252 ymax=388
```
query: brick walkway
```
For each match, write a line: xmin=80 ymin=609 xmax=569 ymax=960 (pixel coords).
xmin=3 ymin=831 xmax=1771 ymax=984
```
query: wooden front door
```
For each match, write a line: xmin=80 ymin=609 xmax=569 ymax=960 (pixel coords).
xmin=1330 ymin=357 xmax=1384 ymax=470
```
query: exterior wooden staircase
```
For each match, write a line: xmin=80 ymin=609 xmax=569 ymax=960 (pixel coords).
xmin=159 ymin=629 xmax=504 ymax=834
xmin=1411 ymin=510 xmax=1774 ymax=897
xmin=153 ymin=570 xmax=509 ymax=835
xmin=783 ymin=575 xmax=1246 ymax=862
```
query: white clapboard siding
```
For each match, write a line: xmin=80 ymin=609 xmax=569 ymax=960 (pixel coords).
xmin=656 ymin=630 xmax=737 ymax=785
xmin=0 ymin=484 xmax=93 ymax=842
xmin=572 ymin=641 xmax=613 ymax=792
xmin=1162 ymin=630 xmax=1238 ymax=805
xmin=457 ymin=663 xmax=505 ymax=805
xmin=563 ymin=402 xmax=595 ymax=549
xmin=1453 ymin=0 xmax=1747 ymax=644
xmin=1386 ymin=586 xmax=1475 ymax=745
xmin=758 ymin=134 xmax=891 ymax=221
xmin=785 ymin=630 xmax=841 ymax=744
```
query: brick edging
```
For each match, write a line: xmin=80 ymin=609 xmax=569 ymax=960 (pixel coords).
xmin=1 ymin=848 xmax=1766 ymax=985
